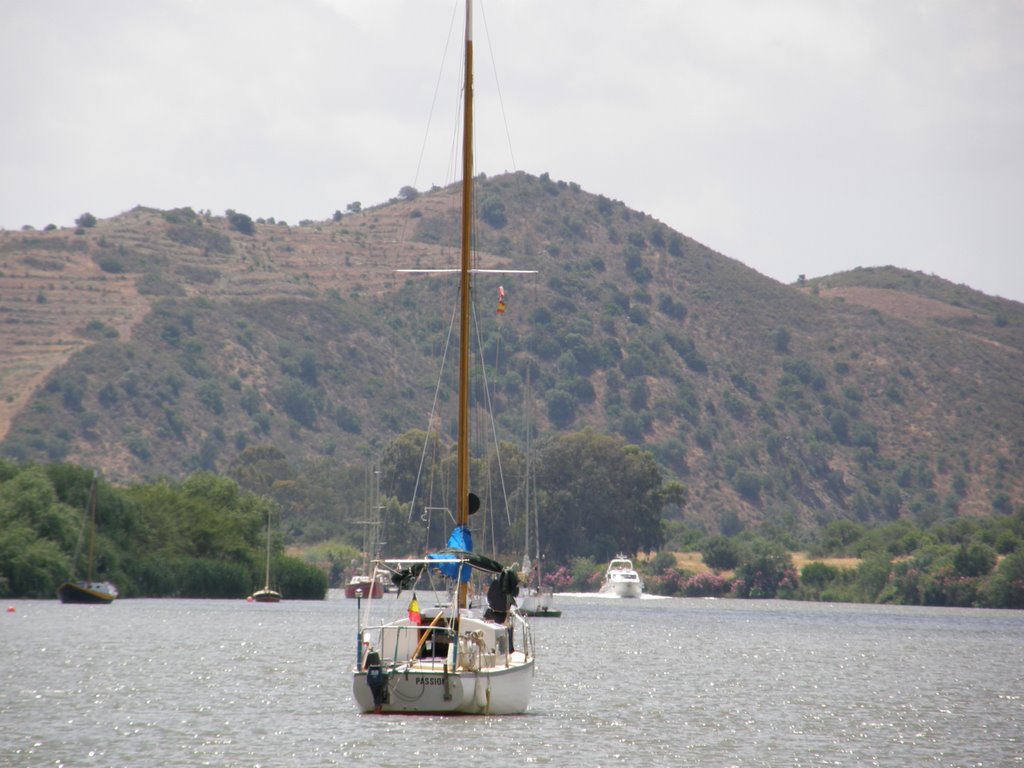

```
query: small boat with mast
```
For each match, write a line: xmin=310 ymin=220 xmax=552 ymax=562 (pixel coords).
xmin=250 ymin=508 xmax=281 ymax=602
xmin=518 ymin=367 xmax=560 ymax=618
xmin=57 ymin=471 xmax=118 ymax=605
xmin=351 ymin=1 xmax=536 ymax=715
xmin=345 ymin=465 xmax=385 ymax=599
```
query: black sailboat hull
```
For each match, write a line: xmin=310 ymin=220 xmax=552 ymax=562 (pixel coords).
xmin=57 ymin=580 xmax=118 ymax=604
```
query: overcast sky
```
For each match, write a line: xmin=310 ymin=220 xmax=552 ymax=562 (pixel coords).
xmin=3 ymin=1 xmax=1022 ymax=302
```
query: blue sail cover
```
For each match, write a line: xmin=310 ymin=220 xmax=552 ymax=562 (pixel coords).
xmin=428 ymin=525 xmax=474 ymax=582
xmin=447 ymin=524 xmax=472 ymax=552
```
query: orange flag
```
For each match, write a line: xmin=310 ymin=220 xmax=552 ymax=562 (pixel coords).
xmin=496 ymin=285 xmax=507 ymax=314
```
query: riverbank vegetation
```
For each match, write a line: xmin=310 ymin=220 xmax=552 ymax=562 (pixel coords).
xmin=1 ymin=454 xmax=1021 ymax=609
xmin=0 ymin=460 xmax=326 ymax=599
xmin=625 ymin=514 xmax=1024 ymax=609
xmin=519 ymin=514 xmax=1023 ymax=609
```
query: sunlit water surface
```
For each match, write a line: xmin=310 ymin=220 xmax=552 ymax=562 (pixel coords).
xmin=2 ymin=593 xmax=1021 ymax=767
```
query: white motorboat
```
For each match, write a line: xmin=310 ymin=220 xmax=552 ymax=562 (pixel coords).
xmin=600 ymin=555 xmax=644 ymax=598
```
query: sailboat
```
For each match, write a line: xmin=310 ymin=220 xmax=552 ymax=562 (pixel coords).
xmin=517 ymin=541 xmax=561 ymax=618
xmin=352 ymin=1 xmax=536 ymax=715
xmin=250 ymin=508 xmax=281 ymax=602
xmin=518 ymin=582 xmax=560 ymax=617
xmin=517 ymin=368 xmax=561 ymax=618
xmin=344 ymin=574 xmax=383 ymax=600
xmin=57 ymin=471 xmax=118 ymax=604
xmin=345 ymin=465 xmax=385 ymax=600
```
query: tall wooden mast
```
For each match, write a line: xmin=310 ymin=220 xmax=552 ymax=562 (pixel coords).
xmin=457 ymin=0 xmax=474 ymax=609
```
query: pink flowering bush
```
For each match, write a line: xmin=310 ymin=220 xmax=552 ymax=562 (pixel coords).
xmin=733 ymin=542 xmax=798 ymax=598
xmin=683 ymin=571 xmax=731 ymax=597
xmin=645 ymin=568 xmax=687 ymax=596
xmin=543 ymin=566 xmax=573 ymax=591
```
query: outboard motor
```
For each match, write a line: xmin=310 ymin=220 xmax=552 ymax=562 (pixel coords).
xmin=364 ymin=651 xmax=387 ymax=713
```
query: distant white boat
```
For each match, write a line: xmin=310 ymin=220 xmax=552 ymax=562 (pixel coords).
xmin=600 ymin=555 xmax=643 ymax=598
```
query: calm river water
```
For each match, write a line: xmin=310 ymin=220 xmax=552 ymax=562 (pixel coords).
xmin=2 ymin=593 xmax=1021 ymax=767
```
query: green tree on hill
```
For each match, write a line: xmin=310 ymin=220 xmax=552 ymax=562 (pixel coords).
xmin=534 ymin=429 xmax=684 ymax=562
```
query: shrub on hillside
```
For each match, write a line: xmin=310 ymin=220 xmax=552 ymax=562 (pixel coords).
xmin=226 ymin=210 xmax=255 ymax=235
xmin=700 ymin=536 xmax=739 ymax=571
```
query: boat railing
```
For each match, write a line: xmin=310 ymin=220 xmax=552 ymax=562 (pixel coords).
xmin=360 ymin=605 xmax=531 ymax=674
xmin=510 ymin=609 xmax=533 ymax=661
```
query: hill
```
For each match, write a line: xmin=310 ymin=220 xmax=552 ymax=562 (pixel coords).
xmin=1 ymin=172 xmax=1022 ymax=539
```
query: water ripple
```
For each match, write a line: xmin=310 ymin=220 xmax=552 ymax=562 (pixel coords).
xmin=2 ymin=597 xmax=1021 ymax=766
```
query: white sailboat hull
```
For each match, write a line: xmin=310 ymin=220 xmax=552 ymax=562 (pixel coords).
xmin=353 ymin=605 xmax=535 ymax=715
xmin=353 ymin=657 xmax=534 ymax=715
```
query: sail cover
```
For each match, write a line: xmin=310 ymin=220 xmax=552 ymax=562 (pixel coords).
xmin=389 ymin=525 xmax=505 ymax=589
xmin=429 ymin=525 xmax=475 ymax=582
xmin=447 ymin=524 xmax=473 ymax=553
xmin=426 ymin=524 xmax=506 ymax=581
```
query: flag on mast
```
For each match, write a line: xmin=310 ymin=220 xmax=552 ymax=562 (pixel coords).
xmin=408 ymin=593 xmax=421 ymax=624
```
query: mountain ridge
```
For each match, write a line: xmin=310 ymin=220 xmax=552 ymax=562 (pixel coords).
xmin=1 ymin=171 xmax=1021 ymax=536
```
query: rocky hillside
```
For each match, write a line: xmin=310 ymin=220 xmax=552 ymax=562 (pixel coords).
xmin=2 ymin=172 xmax=1022 ymax=535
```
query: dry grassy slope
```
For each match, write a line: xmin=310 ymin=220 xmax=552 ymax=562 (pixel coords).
xmin=0 ymin=192 xmax=467 ymax=435
xmin=802 ymin=270 xmax=1024 ymax=519
xmin=0 ymin=232 xmax=147 ymax=437
xmin=0 ymin=187 xmax=522 ymax=479
xmin=1 ymin=175 xmax=1022 ymax=534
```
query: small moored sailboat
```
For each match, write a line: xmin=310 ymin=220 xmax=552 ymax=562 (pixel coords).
xmin=344 ymin=574 xmax=383 ymax=600
xmin=57 ymin=471 xmax=118 ymax=605
xmin=517 ymin=368 xmax=560 ymax=618
xmin=518 ymin=558 xmax=561 ymax=618
xmin=250 ymin=508 xmax=281 ymax=603
xmin=346 ymin=466 xmax=386 ymax=599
